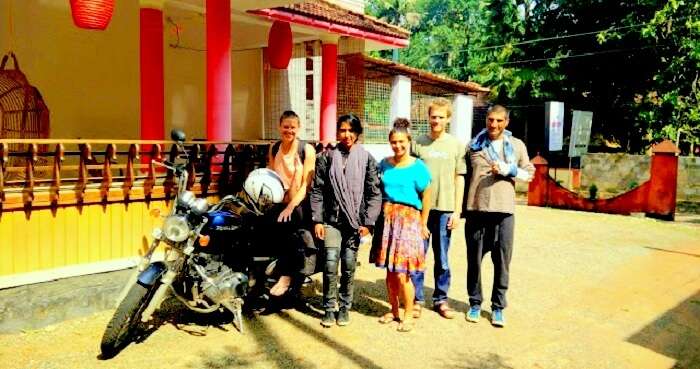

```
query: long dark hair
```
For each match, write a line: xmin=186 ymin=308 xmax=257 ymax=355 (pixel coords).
xmin=337 ymin=113 xmax=363 ymax=136
xmin=389 ymin=118 xmax=411 ymax=141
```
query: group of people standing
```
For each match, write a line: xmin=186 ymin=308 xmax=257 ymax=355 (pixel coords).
xmin=265 ymin=98 xmax=534 ymax=332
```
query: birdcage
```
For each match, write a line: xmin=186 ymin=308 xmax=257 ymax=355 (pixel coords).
xmin=0 ymin=52 xmax=50 ymax=179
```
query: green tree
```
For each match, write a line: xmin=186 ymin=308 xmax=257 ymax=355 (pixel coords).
xmin=630 ymin=0 xmax=700 ymax=152
xmin=366 ymin=0 xmax=422 ymax=30
xmin=366 ymin=0 xmax=699 ymax=154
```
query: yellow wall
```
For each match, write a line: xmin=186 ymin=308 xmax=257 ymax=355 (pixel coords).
xmin=0 ymin=200 xmax=170 ymax=276
xmin=0 ymin=0 xmax=263 ymax=140
xmin=231 ymin=49 xmax=263 ymax=140
xmin=0 ymin=0 xmax=140 ymax=139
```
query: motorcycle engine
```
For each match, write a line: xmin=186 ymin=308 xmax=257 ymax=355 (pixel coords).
xmin=192 ymin=254 xmax=249 ymax=302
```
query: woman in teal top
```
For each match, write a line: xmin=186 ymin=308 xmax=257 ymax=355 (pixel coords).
xmin=378 ymin=157 xmax=431 ymax=210
xmin=372 ymin=118 xmax=432 ymax=332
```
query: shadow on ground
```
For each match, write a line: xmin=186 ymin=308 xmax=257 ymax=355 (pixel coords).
xmin=351 ymin=278 xmax=469 ymax=318
xmin=440 ymin=353 xmax=515 ymax=369
xmin=97 ymin=296 xmax=236 ymax=359
xmin=186 ymin=275 xmax=473 ymax=369
xmin=105 ymin=276 xmax=472 ymax=365
xmin=190 ymin=307 xmax=383 ymax=369
xmin=105 ymin=296 xmax=238 ymax=358
xmin=193 ymin=314 xmax=319 ymax=369
xmin=627 ymin=290 xmax=700 ymax=369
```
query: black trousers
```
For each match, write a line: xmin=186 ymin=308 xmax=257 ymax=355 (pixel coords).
xmin=268 ymin=201 xmax=311 ymax=277
xmin=464 ymin=211 xmax=514 ymax=310
xmin=322 ymin=223 xmax=359 ymax=311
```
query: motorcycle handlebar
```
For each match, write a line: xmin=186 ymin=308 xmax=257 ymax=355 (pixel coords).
xmin=151 ymin=159 xmax=185 ymax=174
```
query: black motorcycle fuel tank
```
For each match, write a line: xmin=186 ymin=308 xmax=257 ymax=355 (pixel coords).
xmin=200 ymin=210 xmax=245 ymax=250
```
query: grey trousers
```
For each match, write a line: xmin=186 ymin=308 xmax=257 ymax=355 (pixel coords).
xmin=464 ymin=211 xmax=514 ymax=310
xmin=322 ymin=224 xmax=359 ymax=311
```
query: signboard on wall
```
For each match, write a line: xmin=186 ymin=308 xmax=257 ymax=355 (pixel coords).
xmin=568 ymin=110 xmax=593 ymax=157
xmin=545 ymin=101 xmax=564 ymax=151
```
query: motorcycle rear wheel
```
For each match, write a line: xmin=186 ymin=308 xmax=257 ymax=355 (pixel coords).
xmin=100 ymin=283 xmax=153 ymax=358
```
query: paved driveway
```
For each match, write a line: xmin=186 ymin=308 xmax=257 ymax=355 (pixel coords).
xmin=1 ymin=205 xmax=699 ymax=369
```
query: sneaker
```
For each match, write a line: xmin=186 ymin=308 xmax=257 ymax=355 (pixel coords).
xmin=466 ymin=305 xmax=481 ymax=323
xmin=491 ymin=309 xmax=505 ymax=327
xmin=321 ymin=310 xmax=335 ymax=327
xmin=336 ymin=307 xmax=350 ymax=326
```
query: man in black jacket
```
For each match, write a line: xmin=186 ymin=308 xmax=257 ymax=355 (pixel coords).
xmin=310 ymin=114 xmax=382 ymax=327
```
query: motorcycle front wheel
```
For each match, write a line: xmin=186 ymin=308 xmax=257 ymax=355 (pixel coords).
xmin=100 ymin=282 xmax=154 ymax=358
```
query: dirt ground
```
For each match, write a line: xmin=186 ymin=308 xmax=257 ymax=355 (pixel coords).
xmin=1 ymin=205 xmax=699 ymax=369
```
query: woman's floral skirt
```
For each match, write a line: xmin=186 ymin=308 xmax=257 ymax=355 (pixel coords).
xmin=371 ymin=202 xmax=425 ymax=273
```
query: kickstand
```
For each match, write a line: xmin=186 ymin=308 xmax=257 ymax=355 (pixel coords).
xmin=222 ymin=298 xmax=245 ymax=334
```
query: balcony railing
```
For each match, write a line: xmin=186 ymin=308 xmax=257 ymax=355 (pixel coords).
xmin=0 ymin=139 xmax=282 ymax=211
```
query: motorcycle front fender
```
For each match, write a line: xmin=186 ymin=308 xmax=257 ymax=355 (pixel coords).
xmin=137 ymin=262 xmax=167 ymax=286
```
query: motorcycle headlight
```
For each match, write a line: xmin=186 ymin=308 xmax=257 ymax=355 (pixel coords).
xmin=191 ymin=198 xmax=209 ymax=215
xmin=162 ymin=215 xmax=190 ymax=242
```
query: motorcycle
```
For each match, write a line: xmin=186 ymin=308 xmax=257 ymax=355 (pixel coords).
xmin=99 ymin=130 xmax=313 ymax=358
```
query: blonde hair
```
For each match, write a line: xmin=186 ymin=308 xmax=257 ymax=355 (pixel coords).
xmin=428 ymin=97 xmax=452 ymax=118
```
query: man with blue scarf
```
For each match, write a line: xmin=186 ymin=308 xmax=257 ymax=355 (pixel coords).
xmin=462 ymin=105 xmax=534 ymax=327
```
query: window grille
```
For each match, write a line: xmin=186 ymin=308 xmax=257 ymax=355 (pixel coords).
xmin=263 ymin=41 xmax=321 ymax=141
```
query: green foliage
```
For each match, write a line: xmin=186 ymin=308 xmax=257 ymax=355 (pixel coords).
xmin=630 ymin=0 xmax=700 ymax=151
xmin=366 ymin=0 xmax=422 ymax=30
xmin=365 ymin=0 xmax=700 ymax=154
xmin=364 ymin=97 xmax=391 ymax=124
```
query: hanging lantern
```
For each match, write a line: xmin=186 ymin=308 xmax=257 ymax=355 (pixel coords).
xmin=267 ymin=21 xmax=293 ymax=69
xmin=69 ymin=0 xmax=115 ymax=30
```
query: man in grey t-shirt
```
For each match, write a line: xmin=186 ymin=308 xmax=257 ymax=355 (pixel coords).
xmin=411 ymin=98 xmax=466 ymax=319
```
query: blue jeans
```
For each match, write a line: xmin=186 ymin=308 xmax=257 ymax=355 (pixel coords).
xmin=411 ymin=210 xmax=452 ymax=306
xmin=322 ymin=224 xmax=359 ymax=311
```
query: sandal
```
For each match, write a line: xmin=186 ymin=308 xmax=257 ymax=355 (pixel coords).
xmin=397 ymin=320 xmax=414 ymax=332
xmin=412 ymin=304 xmax=422 ymax=319
xmin=435 ymin=302 xmax=456 ymax=319
xmin=378 ymin=313 xmax=399 ymax=324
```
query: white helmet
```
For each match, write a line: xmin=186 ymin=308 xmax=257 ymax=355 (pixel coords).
xmin=243 ymin=168 xmax=285 ymax=212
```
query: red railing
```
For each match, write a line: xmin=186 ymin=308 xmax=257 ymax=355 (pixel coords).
xmin=527 ymin=140 xmax=680 ymax=220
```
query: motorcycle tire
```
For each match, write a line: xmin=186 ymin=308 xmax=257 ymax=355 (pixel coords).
xmin=100 ymin=282 xmax=153 ymax=358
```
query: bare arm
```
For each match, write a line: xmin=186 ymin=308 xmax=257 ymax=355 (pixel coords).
xmin=448 ymin=175 xmax=464 ymax=229
xmin=288 ymin=144 xmax=316 ymax=208
xmin=420 ymin=187 xmax=432 ymax=239
xmin=277 ymin=144 xmax=316 ymax=222
xmin=448 ymin=142 xmax=467 ymax=229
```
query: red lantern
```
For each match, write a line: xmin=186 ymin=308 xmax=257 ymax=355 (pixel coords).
xmin=267 ymin=21 xmax=293 ymax=69
xmin=69 ymin=0 xmax=115 ymax=30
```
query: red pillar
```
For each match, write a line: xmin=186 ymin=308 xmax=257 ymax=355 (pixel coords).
xmin=320 ymin=42 xmax=338 ymax=142
xmin=527 ymin=155 xmax=549 ymax=206
xmin=206 ymin=0 xmax=231 ymax=141
xmin=139 ymin=7 xmax=164 ymax=141
xmin=647 ymin=140 xmax=680 ymax=220
xmin=571 ymin=168 xmax=581 ymax=190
